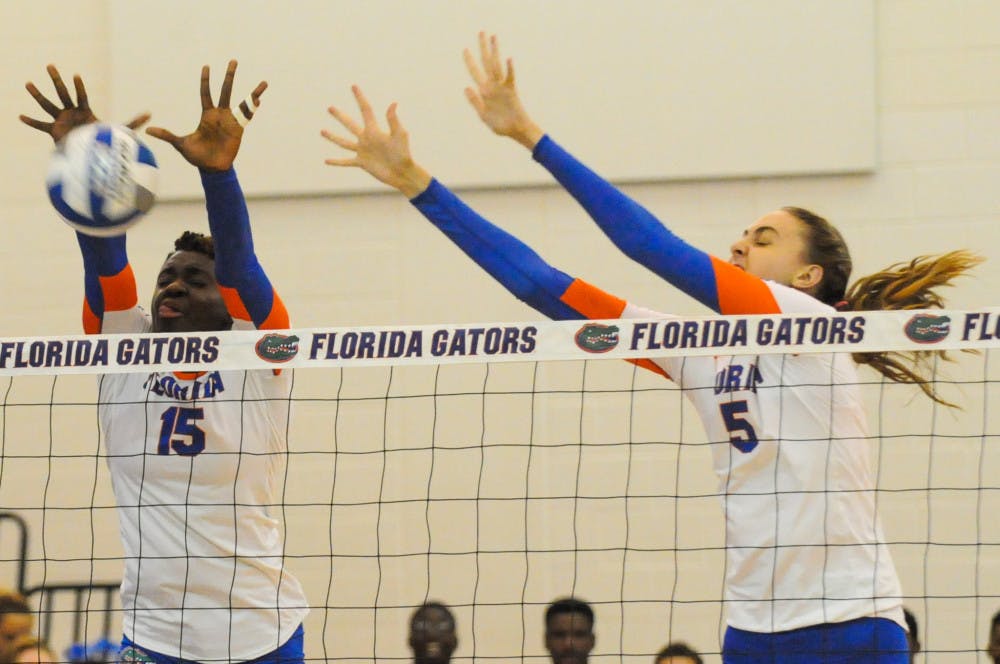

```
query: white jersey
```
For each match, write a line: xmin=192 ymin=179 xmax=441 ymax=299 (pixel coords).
xmin=100 ymin=305 xmax=308 ymax=661
xmin=624 ymin=282 xmax=903 ymax=633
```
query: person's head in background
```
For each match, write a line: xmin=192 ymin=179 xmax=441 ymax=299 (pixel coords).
xmin=545 ymin=598 xmax=595 ymax=664
xmin=655 ymin=641 xmax=703 ymax=664
xmin=988 ymin=609 xmax=1000 ymax=664
xmin=902 ymin=608 xmax=921 ymax=662
xmin=408 ymin=602 xmax=457 ymax=664
xmin=0 ymin=592 xmax=32 ymax=652
xmin=8 ymin=636 xmax=56 ymax=664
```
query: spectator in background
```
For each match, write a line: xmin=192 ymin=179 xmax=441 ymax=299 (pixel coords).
xmin=408 ymin=602 xmax=457 ymax=664
xmin=0 ymin=592 xmax=32 ymax=652
xmin=655 ymin=642 xmax=703 ymax=664
xmin=545 ymin=598 xmax=595 ymax=664
xmin=988 ymin=609 xmax=1000 ymax=664
xmin=7 ymin=637 xmax=56 ymax=664
xmin=902 ymin=609 xmax=921 ymax=662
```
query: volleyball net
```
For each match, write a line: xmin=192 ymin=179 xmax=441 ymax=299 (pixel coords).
xmin=1 ymin=309 xmax=999 ymax=663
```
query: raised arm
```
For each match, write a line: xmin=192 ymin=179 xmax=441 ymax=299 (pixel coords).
xmin=322 ymin=86 xmax=631 ymax=322
xmin=20 ymin=65 xmax=150 ymax=333
xmin=146 ymin=61 xmax=286 ymax=329
xmin=463 ymin=33 xmax=779 ymax=316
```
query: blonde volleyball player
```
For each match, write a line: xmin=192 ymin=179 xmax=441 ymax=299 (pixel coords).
xmin=321 ymin=36 xmax=979 ymax=663
xmin=21 ymin=62 xmax=307 ymax=664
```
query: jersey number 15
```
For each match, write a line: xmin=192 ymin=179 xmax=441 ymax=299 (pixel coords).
xmin=158 ymin=406 xmax=206 ymax=456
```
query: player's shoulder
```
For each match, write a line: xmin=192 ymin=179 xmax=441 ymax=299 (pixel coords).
xmin=100 ymin=306 xmax=152 ymax=334
xmin=762 ymin=281 xmax=834 ymax=314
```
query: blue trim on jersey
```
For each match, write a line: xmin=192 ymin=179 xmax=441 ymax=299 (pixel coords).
xmin=410 ymin=178 xmax=580 ymax=321
xmin=200 ymin=168 xmax=275 ymax=327
xmin=532 ymin=135 xmax=722 ymax=312
xmin=77 ymin=232 xmax=128 ymax=319
xmin=120 ymin=624 xmax=304 ymax=664
xmin=723 ymin=617 xmax=908 ymax=664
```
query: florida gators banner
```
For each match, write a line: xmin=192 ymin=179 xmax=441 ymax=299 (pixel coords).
xmin=0 ymin=309 xmax=998 ymax=375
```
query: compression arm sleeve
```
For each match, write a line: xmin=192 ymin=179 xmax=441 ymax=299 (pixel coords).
xmin=76 ymin=233 xmax=136 ymax=333
xmin=410 ymin=179 xmax=586 ymax=321
xmin=532 ymin=135 xmax=779 ymax=315
xmin=411 ymin=179 xmax=671 ymax=378
xmin=201 ymin=168 xmax=288 ymax=329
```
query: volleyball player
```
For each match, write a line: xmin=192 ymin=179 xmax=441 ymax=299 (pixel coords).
xmin=321 ymin=34 xmax=979 ymax=658
xmin=21 ymin=61 xmax=307 ymax=663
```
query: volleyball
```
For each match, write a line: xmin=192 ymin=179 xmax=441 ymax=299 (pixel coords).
xmin=46 ymin=123 xmax=158 ymax=237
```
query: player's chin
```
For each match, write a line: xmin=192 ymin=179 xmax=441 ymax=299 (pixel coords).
xmin=417 ymin=654 xmax=450 ymax=664
xmin=153 ymin=316 xmax=192 ymax=334
xmin=554 ymin=655 xmax=586 ymax=664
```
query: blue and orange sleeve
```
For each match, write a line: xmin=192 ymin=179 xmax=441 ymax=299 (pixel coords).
xmin=558 ymin=280 xmax=669 ymax=378
xmin=76 ymin=233 xmax=137 ymax=333
xmin=532 ymin=135 xmax=780 ymax=315
xmin=201 ymin=168 xmax=288 ymax=329
xmin=411 ymin=179 xmax=580 ymax=321
xmin=411 ymin=179 xmax=669 ymax=377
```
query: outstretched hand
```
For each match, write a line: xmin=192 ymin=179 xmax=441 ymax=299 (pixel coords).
xmin=322 ymin=86 xmax=431 ymax=199
xmin=145 ymin=60 xmax=266 ymax=172
xmin=463 ymin=32 xmax=543 ymax=150
xmin=20 ymin=64 xmax=150 ymax=143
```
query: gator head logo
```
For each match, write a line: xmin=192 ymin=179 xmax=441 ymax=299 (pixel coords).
xmin=255 ymin=333 xmax=300 ymax=362
xmin=904 ymin=314 xmax=950 ymax=344
xmin=575 ymin=323 xmax=620 ymax=353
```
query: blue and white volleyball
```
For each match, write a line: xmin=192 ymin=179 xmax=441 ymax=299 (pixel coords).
xmin=46 ymin=123 xmax=158 ymax=237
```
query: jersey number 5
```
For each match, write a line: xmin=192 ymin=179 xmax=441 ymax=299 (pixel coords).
xmin=719 ymin=400 xmax=759 ymax=453
xmin=158 ymin=407 xmax=206 ymax=456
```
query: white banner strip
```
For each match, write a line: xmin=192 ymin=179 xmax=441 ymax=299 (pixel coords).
xmin=0 ymin=309 xmax=998 ymax=376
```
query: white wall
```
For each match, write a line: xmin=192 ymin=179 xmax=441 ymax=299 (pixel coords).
xmin=0 ymin=1 xmax=998 ymax=663
xmin=109 ymin=0 xmax=876 ymax=197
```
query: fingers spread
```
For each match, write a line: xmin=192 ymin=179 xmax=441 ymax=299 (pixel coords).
xmin=19 ymin=115 xmax=53 ymax=134
xmin=327 ymin=105 xmax=362 ymax=137
xmin=352 ymin=85 xmax=376 ymax=127
xmin=250 ymin=80 xmax=267 ymax=103
xmin=200 ymin=65 xmax=213 ymax=110
xmin=237 ymin=100 xmax=254 ymax=127
xmin=47 ymin=64 xmax=74 ymax=107
xmin=320 ymin=129 xmax=357 ymax=152
xmin=385 ymin=102 xmax=402 ymax=135
xmin=124 ymin=113 xmax=152 ymax=130
xmin=219 ymin=59 xmax=238 ymax=108
xmin=324 ymin=157 xmax=358 ymax=168
xmin=235 ymin=82 xmax=267 ymax=128
xmin=145 ymin=126 xmax=180 ymax=146
xmin=477 ymin=31 xmax=492 ymax=77
xmin=26 ymin=82 xmax=61 ymax=118
xmin=463 ymin=48 xmax=486 ymax=87
xmin=477 ymin=32 xmax=503 ymax=81
xmin=487 ymin=34 xmax=504 ymax=80
xmin=73 ymin=75 xmax=90 ymax=111
xmin=463 ymin=87 xmax=485 ymax=115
